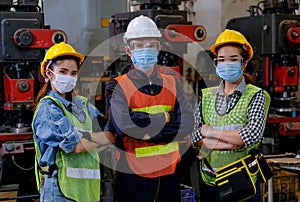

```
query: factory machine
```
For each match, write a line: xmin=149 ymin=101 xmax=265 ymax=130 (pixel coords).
xmin=226 ymin=0 xmax=300 ymax=154
xmin=0 ymin=0 xmax=67 ymax=200
xmin=108 ymin=0 xmax=206 ymax=79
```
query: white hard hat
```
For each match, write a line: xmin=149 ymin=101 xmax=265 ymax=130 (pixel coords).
xmin=123 ymin=15 xmax=162 ymax=44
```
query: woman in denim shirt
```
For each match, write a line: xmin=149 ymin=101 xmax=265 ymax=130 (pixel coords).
xmin=31 ymin=42 xmax=115 ymax=202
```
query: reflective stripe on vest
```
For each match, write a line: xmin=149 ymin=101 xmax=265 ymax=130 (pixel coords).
xmin=201 ymin=84 xmax=270 ymax=186
xmin=115 ymin=73 xmax=180 ymax=178
xmin=135 ymin=141 xmax=179 ymax=158
xmin=67 ymin=167 xmax=100 ymax=179
xmin=132 ymin=105 xmax=172 ymax=114
xmin=202 ymin=84 xmax=260 ymax=164
xmin=212 ymin=124 xmax=243 ymax=131
xmin=32 ymin=95 xmax=100 ymax=202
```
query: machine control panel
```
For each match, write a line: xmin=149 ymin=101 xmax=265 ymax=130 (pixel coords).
xmin=2 ymin=143 xmax=24 ymax=155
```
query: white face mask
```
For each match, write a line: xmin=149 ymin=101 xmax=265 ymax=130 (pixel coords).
xmin=49 ymin=70 xmax=77 ymax=94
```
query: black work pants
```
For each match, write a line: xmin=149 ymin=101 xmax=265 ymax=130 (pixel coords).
xmin=113 ymin=171 xmax=181 ymax=202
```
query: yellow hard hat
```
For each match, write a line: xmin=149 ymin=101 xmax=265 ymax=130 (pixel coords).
xmin=210 ymin=29 xmax=253 ymax=60
xmin=40 ymin=42 xmax=85 ymax=78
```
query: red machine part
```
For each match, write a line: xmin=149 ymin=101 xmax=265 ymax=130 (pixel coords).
xmin=13 ymin=29 xmax=67 ymax=48
xmin=264 ymin=56 xmax=270 ymax=87
xmin=0 ymin=133 xmax=33 ymax=142
xmin=268 ymin=117 xmax=300 ymax=136
xmin=164 ymin=24 xmax=206 ymax=42
xmin=287 ymin=26 xmax=300 ymax=43
xmin=3 ymin=70 xmax=34 ymax=110
xmin=2 ymin=143 xmax=24 ymax=155
xmin=273 ymin=63 xmax=298 ymax=92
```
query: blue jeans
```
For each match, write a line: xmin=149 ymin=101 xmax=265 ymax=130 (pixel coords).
xmin=40 ymin=176 xmax=72 ymax=202
xmin=251 ymin=179 xmax=261 ymax=202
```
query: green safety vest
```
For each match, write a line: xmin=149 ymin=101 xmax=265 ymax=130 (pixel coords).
xmin=32 ymin=95 xmax=100 ymax=202
xmin=200 ymin=84 xmax=270 ymax=186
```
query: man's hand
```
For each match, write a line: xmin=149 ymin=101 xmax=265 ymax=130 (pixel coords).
xmin=164 ymin=112 xmax=170 ymax=123
xmin=142 ymin=134 xmax=151 ymax=140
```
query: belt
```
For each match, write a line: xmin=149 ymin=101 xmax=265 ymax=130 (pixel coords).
xmin=39 ymin=165 xmax=57 ymax=177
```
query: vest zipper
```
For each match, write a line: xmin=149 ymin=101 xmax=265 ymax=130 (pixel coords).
xmin=149 ymin=81 xmax=153 ymax=94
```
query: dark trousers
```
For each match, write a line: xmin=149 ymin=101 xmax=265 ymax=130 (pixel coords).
xmin=113 ymin=171 xmax=181 ymax=202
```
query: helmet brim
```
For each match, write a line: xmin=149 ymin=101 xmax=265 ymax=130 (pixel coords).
xmin=210 ymin=41 xmax=253 ymax=60
xmin=40 ymin=52 xmax=85 ymax=78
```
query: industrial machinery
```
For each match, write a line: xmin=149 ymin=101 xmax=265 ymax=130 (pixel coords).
xmin=108 ymin=0 xmax=206 ymax=79
xmin=226 ymin=0 xmax=300 ymax=154
xmin=0 ymin=0 xmax=67 ymax=200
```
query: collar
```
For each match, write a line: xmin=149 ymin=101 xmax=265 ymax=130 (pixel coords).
xmin=48 ymin=90 xmax=70 ymax=106
xmin=127 ymin=66 xmax=162 ymax=84
xmin=47 ymin=90 xmax=87 ymax=123
xmin=212 ymin=77 xmax=247 ymax=95
xmin=47 ymin=90 xmax=84 ymax=108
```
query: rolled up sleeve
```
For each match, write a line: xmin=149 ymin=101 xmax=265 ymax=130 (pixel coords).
xmin=34 ymin=99 xmax=82 ymax=154
xmin=238 ymin=91 xmax=266 ymax=148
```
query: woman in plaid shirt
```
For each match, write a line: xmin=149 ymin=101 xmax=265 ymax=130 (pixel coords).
xmin=192 ymin=29 xmax=270 ymax=202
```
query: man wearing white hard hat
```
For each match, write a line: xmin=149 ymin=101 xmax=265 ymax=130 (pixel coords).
xmin=105 ymin=15 xmax=194 ymax=202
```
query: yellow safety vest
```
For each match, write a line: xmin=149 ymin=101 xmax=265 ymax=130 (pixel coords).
xmin=201 ymin=84 xmax=270 ymax=185
xmin=32 ymin=95 xmax=100 ymax=202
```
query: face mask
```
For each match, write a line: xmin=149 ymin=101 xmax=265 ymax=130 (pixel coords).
xmin=131 ymin=48 xmax=159 ymax=71
xmin=50 ymin=70 xmax=77 ymax=94
xmin=216 ymin=62 xmax=243 ymax=82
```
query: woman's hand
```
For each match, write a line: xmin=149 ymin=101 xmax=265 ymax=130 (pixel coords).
xmin=91 ymin=131 xmax=116 ymax=145
xmin=200 ymin=124 xmax=215 ymax=138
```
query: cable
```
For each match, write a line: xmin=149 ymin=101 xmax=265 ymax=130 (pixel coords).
xmin=257 ymin=0 xmax=266 ymax=15
xmin=11 ymin=156 xmax=34 ymax=171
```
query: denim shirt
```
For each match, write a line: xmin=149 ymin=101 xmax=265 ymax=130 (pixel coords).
xmin=32 ymin=90 xmax=102 ymax=168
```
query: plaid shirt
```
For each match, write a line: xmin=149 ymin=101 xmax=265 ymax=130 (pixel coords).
xmin=192 ymin=77 xmax=267 ymax=148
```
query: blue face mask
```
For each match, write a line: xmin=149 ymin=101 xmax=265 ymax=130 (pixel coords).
xmin=131 ymin=48 xmax=159 ymax=71
xmin=216 ymin=62 xmax=243 ymax=82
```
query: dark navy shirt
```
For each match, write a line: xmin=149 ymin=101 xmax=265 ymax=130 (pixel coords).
xmin=105 ymin=67 xmax=194 ymax=143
